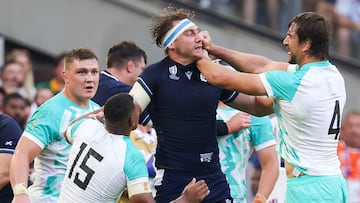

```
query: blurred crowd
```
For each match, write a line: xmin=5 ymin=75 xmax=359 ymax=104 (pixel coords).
xmin=179 ymin=0 xmax=360 ymax=59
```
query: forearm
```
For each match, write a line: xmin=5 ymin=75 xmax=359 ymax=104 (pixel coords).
xmin=10 ymin=153 xmax=31 ymax=188
xmin=255 ymin=146 xmax=279 ymax=200
xmin=229 ymin=95 xmax=273 ymax=117
xmin=256 ymin=166 xmax=279 ymax=199
xmin=209 ymin=45 xmax=272 ymax=73
xmin=253 ymin=96 xmax=274 ymax=116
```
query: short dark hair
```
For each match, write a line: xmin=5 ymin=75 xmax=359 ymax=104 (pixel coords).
xmin=288 ymin=12 xmax=331 ymax=60
xmin=64 ymin=48 xmax=98 ymax=70
xmin=104 ymin=93 xmax=135 ymax=124
xmin=107 ymin=41 xmax=147 ymax=69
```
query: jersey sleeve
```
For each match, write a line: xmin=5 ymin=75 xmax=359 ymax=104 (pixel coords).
xmin=259 ymin=70 xmax=301 ymax=101
xmin=136 ymin=63 xmax=162 ymax=100
xmin=23 ymin=105 xmax=60 ymax=149
xmin=124 ymin=141 xmax=149 ymax=184
xmin=249 ymin=115 xmax=276 ymax=151
xmin=0 ymin=115 xmax=22 ymax=154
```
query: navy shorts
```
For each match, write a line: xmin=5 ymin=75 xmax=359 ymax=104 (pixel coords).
xmin=154 ymin=168 xmax=232 ymax=203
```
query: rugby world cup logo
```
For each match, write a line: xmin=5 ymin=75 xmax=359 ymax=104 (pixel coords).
xmin=169 ymin=65 xmax=180 ymax=80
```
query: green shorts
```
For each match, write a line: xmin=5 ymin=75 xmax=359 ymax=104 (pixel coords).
xmin=286 ymin=174 xmax=348 ymax=203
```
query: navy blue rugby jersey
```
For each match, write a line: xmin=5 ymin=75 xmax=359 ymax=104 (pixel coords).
xmin=93 ymin=71 xmax=151 ymax=124
xmin=92 ymin=71 xmax=132 ymax=106
xmin=137 ymin=57 xmax=238 ymax=171
xmin=0 ymin=114 xmax=22 ymax=202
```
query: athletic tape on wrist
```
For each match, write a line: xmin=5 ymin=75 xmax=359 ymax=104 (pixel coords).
xmin=13 ymin=183 xmax=28 ymax=196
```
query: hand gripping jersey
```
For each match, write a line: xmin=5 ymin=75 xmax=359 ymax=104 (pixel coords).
xmin=259 ymin=61 xmax=346 ymax=175
xmin=59 ymin=119 xmax=149 ymax=203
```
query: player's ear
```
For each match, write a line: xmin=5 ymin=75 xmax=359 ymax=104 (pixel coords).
xmin=126 ymin=60 xmax=135 ymax=73
xmin=129 ymin=115 xmax=137 ymax=130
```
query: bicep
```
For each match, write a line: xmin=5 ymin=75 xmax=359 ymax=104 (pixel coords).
xmin=257 ymin=145 xmax=278 ymax=168
xmin=14 ymin=136 xmax=42 ymax=163
xmin=265 ymin=61 xmax=289 ymax=72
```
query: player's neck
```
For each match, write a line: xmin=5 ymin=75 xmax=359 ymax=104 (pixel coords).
xmin=106 ymin=123 xmax=130 ymax=136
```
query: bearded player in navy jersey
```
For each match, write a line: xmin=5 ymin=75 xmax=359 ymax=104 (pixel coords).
xmin=129 ymin=7 xmax=270 ymax=203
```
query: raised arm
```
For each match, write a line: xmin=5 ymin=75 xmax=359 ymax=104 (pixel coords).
xmin=227 ymin=92 xmax=274 ymax=117
xmin=200 ymin=31 xmax=288 ymax=73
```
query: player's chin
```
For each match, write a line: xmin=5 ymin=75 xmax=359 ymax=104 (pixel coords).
xmin=193 ymin=54 xmax=203 ymax=61
xmin=83 ymin=91 xmax=97 ymax=99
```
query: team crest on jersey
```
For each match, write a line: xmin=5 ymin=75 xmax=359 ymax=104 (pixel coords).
xmin=168 ymin=65 xmax=179 ymax=80
xmin=200 ymin=152 xmax=213 ymax=163
xmin=200 ymin=73 xmax=207 ymax=82
xmin=31 ymin=119 xmax=39 ymax=128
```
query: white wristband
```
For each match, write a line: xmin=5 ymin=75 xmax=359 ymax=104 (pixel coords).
xmin=13 ymin=183 xmax=28 ymax=196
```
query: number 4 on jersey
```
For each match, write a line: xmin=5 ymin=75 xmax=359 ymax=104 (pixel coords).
xmin=328 ymin=100 xmax=340 ymax=140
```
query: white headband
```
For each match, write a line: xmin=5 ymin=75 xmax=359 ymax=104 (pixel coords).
xmin=161 ymin=18 xmax=195 ymax=49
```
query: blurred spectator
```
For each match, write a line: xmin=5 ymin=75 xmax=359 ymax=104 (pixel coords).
xmin=0 ymin=87 xmax=6 ymax=113
xmin=338 ymin=110 xmax=360 ymax=203
xmin=0 ymin=61 xmax=23 ymax=95
xmin=29 ymin=88 xmax=54 ymax=118
xmin=3 ymin=93 xmax=29 ymax=130
xmin=335 ymin=0 xmax=360 ymax=58
xmin=303 ymin=0 xmax=318 ymax=11
xmin=5 ymin=49 xmax=36 ymax=101
xmin=36 ymin=53 xmax=66 ymax=94
xmin=316 ymin=0 xmax=337 ymax=26
xmin=242 ymin=0 xmax=280 ymax=31
xmin=0 ymin=114 xmax=23 ymax=203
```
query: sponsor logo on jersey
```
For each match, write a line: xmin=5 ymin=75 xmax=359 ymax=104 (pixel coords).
xmin=200 ymin=152 xmax=213 ymax=163
xmin=5 ymin=141 xmax=13 ymax=146
xmin=185 ymin=71 xmax=192 ymax=80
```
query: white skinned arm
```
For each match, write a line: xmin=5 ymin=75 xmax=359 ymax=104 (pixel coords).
xmin=10 ymin=136 xmax=42 ymax=203
xmin=254 ymin=145 xmax=279 ymax=202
